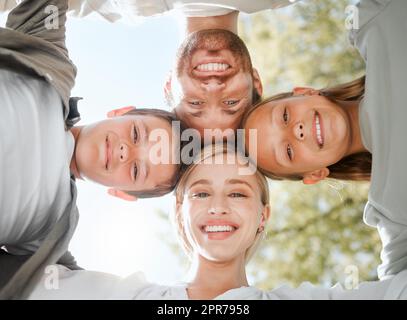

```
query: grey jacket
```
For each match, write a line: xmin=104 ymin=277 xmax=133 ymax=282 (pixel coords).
xmin=0 ymin=0 xmax=81 ymax=299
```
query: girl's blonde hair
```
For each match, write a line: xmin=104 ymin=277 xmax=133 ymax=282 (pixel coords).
xmin=172 ymin=143 xmax=270 ymax=264
xmin=241 ymin=76 xmax=371 ymax=181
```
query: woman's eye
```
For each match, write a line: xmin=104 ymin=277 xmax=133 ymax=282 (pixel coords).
xmin=192 ymin=192 xmax=209 ymax=198
xmin=283 ymin=107 xmax=289 ymax=123
xmin=133 ymin=124 xmax=138 ymax=144
xmin=229 ymin=192 xmax=247 ymax=198
xmin=287 ymin=144 xmax=293 ymax=160
xmin=224 ymin=100 xmax=239 ymax=106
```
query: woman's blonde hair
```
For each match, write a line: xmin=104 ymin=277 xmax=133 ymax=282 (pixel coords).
xmin=240 ymin=76 xmax=371 ymax=182
xmin=172 ymin=142 xmax=270 ymax=265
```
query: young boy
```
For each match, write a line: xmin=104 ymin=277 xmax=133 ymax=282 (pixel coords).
xmin=0 ymin=0 xmax=184 ymax=299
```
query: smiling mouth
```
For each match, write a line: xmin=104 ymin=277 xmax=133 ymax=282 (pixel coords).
xmin=195 ymin=63 xmax=230 ymax=72
xmin=314 ymin=111 xmax=324 ymax=148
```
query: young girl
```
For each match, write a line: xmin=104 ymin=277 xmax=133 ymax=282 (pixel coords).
xmin=28 ymin=144 xmax=407 ymax=299
xmin=242 ymin=0 xmax=407 ymax=279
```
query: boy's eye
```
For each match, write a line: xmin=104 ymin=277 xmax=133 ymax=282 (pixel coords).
xmin=224 ymin=100 xmax=239 ymax=106
xmin=192 ymin=192 xmax=209 ymax=199
xmin=283 ymin=107 xmax=289 ymax=123
xmin=229 ymin=192 xmax=247 ymax=198
xmin=133 ymin=124 xmax=138 ymax=144
xmin=287 ymin=144 xmax=293 ymax=160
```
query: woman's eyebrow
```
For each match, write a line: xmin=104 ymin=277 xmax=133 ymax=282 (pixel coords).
xmin=225 ymin=179 xmax=254 ymax=190
xmin=188 ymin=179 xmax=212 ymax=189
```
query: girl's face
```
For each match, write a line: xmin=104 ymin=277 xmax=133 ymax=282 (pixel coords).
xmin=244 ymin=94 xmax=352 ymax=181
xmin=179 ymin=157 xmax=268 ymax=262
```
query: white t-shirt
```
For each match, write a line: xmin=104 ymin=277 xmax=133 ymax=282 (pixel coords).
xmin=349 ymin=0 xmax=407 ymax=279
xmin=29 ymin=265 xmax=407 ymax=300
xmin=1 ymin=0 xmax=296 ymax=22
xmin=0 ymin=69 xmax=74 ymax=255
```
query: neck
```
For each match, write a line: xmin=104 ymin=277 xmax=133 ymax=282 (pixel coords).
xmin=184 ymin=11 xmax=239 ymax=36
xmin=69 ymin=126 xmax=83 ymax=179
xmin=341 ymin=100 xmax=367 ymax=156
xmin=186 ymin=254 xmax=248 ymax=300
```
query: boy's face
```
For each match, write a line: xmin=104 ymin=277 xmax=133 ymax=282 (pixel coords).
xmin=74 ymin=115 xmax=178 ymax=193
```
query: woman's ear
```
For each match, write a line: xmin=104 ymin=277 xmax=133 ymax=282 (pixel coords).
xmin=107 ymin=106 xmax=136 ymax=118
xmin=302 ymin=168 xmax=330 ymax=185
xmin=292 ymin=87 xmax=320 ymax=96
xmin=252 ymin=68 xmax=263 ymax=97
xmin=107 ymin=188 xmax=138 ymax=201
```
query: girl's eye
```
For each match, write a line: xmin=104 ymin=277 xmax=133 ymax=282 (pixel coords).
xmin=192 ymin=192 xmax=209 ymax=199
xmin=133 ymin=164 xmax=138 ymax=181
xmin=133 ymin=124 xmax=138 ymax=144
xmin=229 ymin=192 xmax=247 ymax=198
xmin=287 ymin=144 xmax=293 ymax=160
xmin=224 ymin=100 xmax=239 ymax=106
xmin=283 ymin=107 xmax=289 ymax=123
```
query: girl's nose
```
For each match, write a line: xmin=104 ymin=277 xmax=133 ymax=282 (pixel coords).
xmin=293 ymin=122 xmax=305 ymax=141
xmin=119 ymin=143 xmax=129 ymax=162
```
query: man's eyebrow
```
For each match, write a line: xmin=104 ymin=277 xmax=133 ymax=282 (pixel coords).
xmin=225 ymin=179 xmax=254 ymax=190
xmin=188 ymin=111 xmax=202 ymax=118
xmin=188 ymin=179 xmax=212 ymax=189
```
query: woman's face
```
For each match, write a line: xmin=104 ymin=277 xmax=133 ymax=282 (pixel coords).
xmin=244 ymin=94 xmax=352 ymax=180
xmin=179 ymin=156 xmax=268 ymax=262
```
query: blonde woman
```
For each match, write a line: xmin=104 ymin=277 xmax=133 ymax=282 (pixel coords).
xmin=242 ymin=0 xmax=407 ymax=280
xmin=28 ymin=144 xmax=407 ymax=299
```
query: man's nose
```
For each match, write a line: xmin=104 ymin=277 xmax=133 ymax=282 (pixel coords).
xmin=119 ymin=142 xmax=130 ymax=162
xmin=293 ymin=122 xmax=305 ymax=141
xmin=200 ymin=78 xmax=225 ymax=92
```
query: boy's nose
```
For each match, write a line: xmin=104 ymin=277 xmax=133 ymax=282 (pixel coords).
xmin=293 ymin=122 xmax=305 ymax=141
xmin=201 ymin=78 xmax=225 ymax=92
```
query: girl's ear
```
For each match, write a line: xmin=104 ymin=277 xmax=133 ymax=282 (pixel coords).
xmin=107 ymin=188 xmax=138 ymax=201
xmin=260 ymin=204 xmax=271 ymax=228
xmin=302 ymin=168 xmax=330 ymax=185
xmin=107 ymin=106 xmax=136 ymax=118
xmin=252 ymin=68 xmax=263 ymax=97
xmin=293 ymin=87 xmax=320 ymax=96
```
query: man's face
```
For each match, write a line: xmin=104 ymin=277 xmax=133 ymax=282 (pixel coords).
xmin=74 ymin=115 xmax=178 ymax=192
xmin=170 ymin=29 xmax=262 ymax=137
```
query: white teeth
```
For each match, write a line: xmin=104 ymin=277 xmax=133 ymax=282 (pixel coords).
xmin=196 ymin=63 xmax=229 ymax=72
xmin=204 ymin=225 xmax=235 ymax=233
xmin=315 ymin=114 xmax=323 ymax=146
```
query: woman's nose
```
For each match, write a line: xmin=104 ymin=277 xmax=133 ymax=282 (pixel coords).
xmin=208 ymin=197 xmax=229 ymax=215
xmin=293 ymin=122 xmax=305 ymax=141
xmin=119 ymin=142 xmax=129 ymax=162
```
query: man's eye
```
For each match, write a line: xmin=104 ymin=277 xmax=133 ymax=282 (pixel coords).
xmin=192 ymin=192 xmax=209 ymax=198
xmin=133 ymin=124 xmax=138 ymax=144
xmin=287 ymin=144 xmax=293 ymax=160
xmin=229 ymin=192 xmax=247 ymax=198
xmin=283 ymin=107 xmax=289 ymax=123
xmin=224 ymin=100 xmax=239 ymax=106
xmin=189 ymin=101 xmax=204 ymax=106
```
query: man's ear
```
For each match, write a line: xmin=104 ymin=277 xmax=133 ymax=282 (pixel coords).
xmin=252 ymin=68 xmax=263 ymax=97
xmin=164 ymin=71 xmax=172 ymax=101
xmin=292 ymin=87 xmax=320 ymax=96
xmin=302 ymin=168 xmax=330 ymax=185
xmin=107 ymin=106 xmax=136 ymax=118
xmin=107 ymin=188 xmax=138 ymax=201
